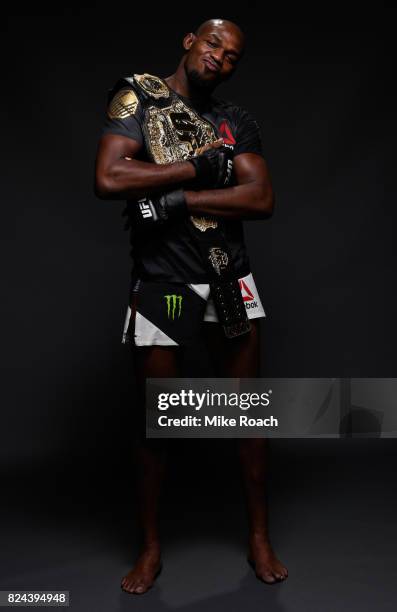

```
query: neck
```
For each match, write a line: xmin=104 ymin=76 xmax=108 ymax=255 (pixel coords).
xmin=164 ymin=60 xmax=212 ymax=101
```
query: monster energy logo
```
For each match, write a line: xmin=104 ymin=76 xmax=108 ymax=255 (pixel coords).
xmin=164 ymin=295 xmax=183 ymax=320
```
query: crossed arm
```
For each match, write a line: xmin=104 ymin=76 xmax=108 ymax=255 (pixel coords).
xmin=94 ymin=133 xmax=275 ymax=220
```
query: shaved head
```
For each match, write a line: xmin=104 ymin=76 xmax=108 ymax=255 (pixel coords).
xmin=195 ymin=19 xmax=245 ymax=52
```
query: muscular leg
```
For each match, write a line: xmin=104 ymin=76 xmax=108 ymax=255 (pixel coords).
xmin=203 ymin=320 xmax=288 ymax=584
xmin=121 ymin=298 xmax=181 ymax=594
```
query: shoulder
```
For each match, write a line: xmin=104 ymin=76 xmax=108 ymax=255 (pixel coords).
xmin=106 ymin=72 xmax=171 ymax=119
xmin=106 ymin=76 xmax=142 ymax=120
xmin=211 ymin=96 xmax=260 ymax=129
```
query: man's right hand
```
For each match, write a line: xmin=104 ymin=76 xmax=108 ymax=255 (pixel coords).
xmin=188 ymin=139 xmax=234 ymax=190
xmin=195 ymin=138 xmax=224 ymax=156
xmin=124 ymin=189 xmax=188 ymax=230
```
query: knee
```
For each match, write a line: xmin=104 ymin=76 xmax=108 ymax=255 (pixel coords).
xmin=238 ymin=438 xmax=267 ymax=484
xmin=133 ymin=439 xmax=168 ymax=476
xmin=242 ymin=463 xmax=266 ymax=486
xmin=239 ymin=437 xmax=267 ymax=457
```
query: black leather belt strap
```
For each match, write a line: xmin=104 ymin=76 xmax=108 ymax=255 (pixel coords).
xmin=185 ymin=221 xmax=251 ymax=339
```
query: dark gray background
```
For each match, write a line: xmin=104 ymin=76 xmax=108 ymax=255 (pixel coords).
xmin=1 ymin=7 xmax=396 ymax=611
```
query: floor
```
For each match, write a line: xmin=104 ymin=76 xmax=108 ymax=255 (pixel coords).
xmin=1 ymin=439 xmax=396 ymax=611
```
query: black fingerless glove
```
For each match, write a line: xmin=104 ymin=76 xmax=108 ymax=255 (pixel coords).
xmin=134 ymin=189 xmax=188 ymax=227
xmin=188 ymin=146 xmax=234 ymax=190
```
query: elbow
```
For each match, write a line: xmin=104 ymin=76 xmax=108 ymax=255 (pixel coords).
xmin=264 ymin=191 xmax=275 ymax=218
xmin=253 ymin=188 xmax=275 ymax=220
xmin=94 ymin=172 xmax=115 ymax=200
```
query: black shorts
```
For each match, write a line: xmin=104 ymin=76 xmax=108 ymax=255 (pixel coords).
xmin=122 ymin=273 xmax=266 ymax=347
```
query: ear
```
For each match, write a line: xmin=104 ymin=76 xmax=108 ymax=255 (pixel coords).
xmin=183 ymin=33 xmax=196 ymax=51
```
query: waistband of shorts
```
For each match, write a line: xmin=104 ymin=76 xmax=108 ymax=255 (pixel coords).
xmin=131 ymin=270 xmax=253 ymax=294
xmin=130 ymin=262 xmax=251 ymax=287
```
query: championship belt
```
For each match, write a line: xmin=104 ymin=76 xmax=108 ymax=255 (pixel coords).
xmin=185 ymin=223 xmax=251 ymax=339
xmin=121 ymin=73 xmax=250 ymax=338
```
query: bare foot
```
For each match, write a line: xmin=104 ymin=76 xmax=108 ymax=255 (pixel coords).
xmin=248 ymin=535 xmax=288 ymax=584
xmin=121 ymin=545 xmax=162 ymax=594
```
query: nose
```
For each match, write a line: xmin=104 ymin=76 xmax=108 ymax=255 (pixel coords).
xmin=209 ymin=49 xmax=224 ymax=66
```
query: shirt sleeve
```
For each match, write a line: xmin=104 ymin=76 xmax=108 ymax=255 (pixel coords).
xmin=233 ymin=107 xmax=263 ymax=157
xmin=100 ymin=84 xmax=144 ymax=145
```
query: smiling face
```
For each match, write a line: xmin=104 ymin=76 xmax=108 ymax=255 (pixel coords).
xmin=183 ymin=19 xmax=245 ymax=91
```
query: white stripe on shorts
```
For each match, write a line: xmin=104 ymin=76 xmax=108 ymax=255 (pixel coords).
xmin=198 ymin=272 xmax=266 ymax=322
xmin=121 ymin=271 xmax=265 ymax=345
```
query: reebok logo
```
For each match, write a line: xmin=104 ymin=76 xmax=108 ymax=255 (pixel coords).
xmin=239 ymin=279 xmax=254 ymax=302
xmin=219 ymin=121 xmax=236 ymax=145
xmin=164 ymin=295 xmax=183 ymax=320
xmin=239 ymin=279 xmax=258 ymax=310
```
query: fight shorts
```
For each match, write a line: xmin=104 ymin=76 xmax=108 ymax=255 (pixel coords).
xmin=121 ymin=272 xmax=266 ymax=347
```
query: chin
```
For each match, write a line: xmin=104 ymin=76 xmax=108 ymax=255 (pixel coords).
xmin=186 ymin=67 xmax=219 ymax=90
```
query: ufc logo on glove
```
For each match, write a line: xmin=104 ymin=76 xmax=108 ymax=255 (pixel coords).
xmin=138 ymin=199 xmax=153 ymax=219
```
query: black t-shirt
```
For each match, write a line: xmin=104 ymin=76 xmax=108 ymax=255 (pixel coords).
xmin=100 ymin=76 xmax=264 ymax=284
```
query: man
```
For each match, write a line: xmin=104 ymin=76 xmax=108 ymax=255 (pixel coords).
xmin=95 ymin=18 xmax=288 ymax=594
